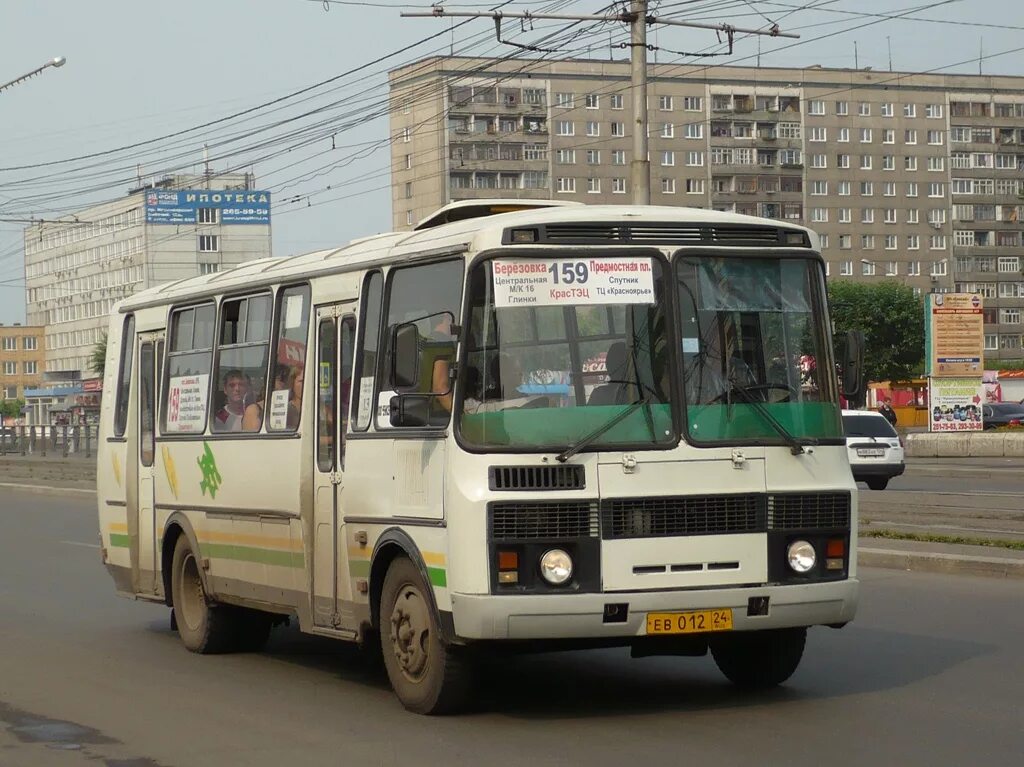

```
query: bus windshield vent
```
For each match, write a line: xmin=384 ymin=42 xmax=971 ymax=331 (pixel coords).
xmin=489 ymin=465 xmax=585 ymax=491
xmin=768 ymin=493 xmax=851 ymax=530
xmin=601 ymin=494 xmax=765 ymax=539
xmin=709 ymin=226 xmax=787 ymax=244
xmin=506 ymin=222 xmax=805 ymax=247
xmin=543 ymin=223 xmax=624 ymax=242
xmin=489 ymin=501 xmax=599 ymax=540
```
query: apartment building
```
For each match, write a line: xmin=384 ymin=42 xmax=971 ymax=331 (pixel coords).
xmin=0 ymin=324 xmax=44 ymax=401
xmin=389 ymin=57 xmax=1024 ymax=360
xmin=23 ymin=174 xmax=271 ymax=380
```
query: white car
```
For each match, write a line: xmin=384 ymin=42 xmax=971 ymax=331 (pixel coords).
xmin=841 ymin=409 xmax=905 ymax=490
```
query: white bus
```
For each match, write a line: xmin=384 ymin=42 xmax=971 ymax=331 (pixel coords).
xmin=98 ymin=201 xmax=860 ymax=714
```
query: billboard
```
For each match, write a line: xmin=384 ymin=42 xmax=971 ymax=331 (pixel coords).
xmin=928 ymin=377 xmax=984 ymax=432
xmin=145 ymin=189 xmax=271 ymax=225
xmin=925 ymin=293 xmax=984 ymax=377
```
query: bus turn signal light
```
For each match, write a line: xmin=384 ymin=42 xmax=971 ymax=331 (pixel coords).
xmin=826 ymin=539 xmax=845 ymax=558
xmin=498 ymin=551 xmax=518 ymax=570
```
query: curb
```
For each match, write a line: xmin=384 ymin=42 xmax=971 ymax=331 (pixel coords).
xmin=0 ymin=482 xmax=96 ymax=498
xmin=859 ymin=546 xmax=1024 ymax=579
xmin=903 ymin=466 xmax=1021 ymax=480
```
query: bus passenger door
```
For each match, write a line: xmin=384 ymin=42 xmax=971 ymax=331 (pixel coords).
xmin=311 ymin=304 xmax=355 ymax=628
xmin=136 ymin=332 xmax=163 ymax=595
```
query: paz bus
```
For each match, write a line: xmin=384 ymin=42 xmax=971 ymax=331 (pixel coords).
xmin=98 ymin=201 xmax=859 ymax=714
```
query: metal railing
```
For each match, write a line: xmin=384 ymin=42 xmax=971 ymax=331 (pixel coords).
xmin=0 ymin=424 xmax=99 ymax=458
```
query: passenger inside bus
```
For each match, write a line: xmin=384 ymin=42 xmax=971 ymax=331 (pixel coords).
xmin=213 ymin=370 xmax=249 ymax=432
xmin=463 ymin=353 xmax=534 ymax=413
xmin=287 ymin=366 xmax=304 ymax=430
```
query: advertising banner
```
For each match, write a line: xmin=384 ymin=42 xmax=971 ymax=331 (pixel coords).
xmin=165 ymin=374 xmax=209 ymax=433
xmin=928 ymin=377 xmax=984 ymax=432
xmin=491 ymin=257 xmax=655 ymax=308
xmin=145 ymin=189 xmax=271 ymax=225
xmin=926 ymin=293 xmax=984 ymax=377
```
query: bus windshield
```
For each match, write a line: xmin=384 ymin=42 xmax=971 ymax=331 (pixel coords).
xmin=458 ymin=254 xmax=674 ymax=451
xmin=675 ymin=255 xmax=841 ymax=444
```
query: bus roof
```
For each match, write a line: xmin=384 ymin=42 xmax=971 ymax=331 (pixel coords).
xmin=117 ymin=204 xmax=815 ymax=313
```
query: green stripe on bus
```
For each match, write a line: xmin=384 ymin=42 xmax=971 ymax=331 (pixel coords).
xmin=200 ymin=543 xmax=304 ymax=569
xmin=349 ymin=559 xmax=371 ymax=578
xmin=110 ymin=533 xmax=130 ymax=548
xmin=427 ymin=567 xmax=447 ymax=588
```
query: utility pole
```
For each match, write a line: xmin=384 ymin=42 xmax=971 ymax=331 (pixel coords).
xmin=401 ymin=7 xmax=797 ymax=204
xmin=0 ymin=56 xmax=66 ymax=95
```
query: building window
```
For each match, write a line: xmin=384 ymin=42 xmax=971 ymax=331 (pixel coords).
xmin=585 ymin=94 xmax=599 ymax=109
xmin=928 ymin=157 xmax=945 ymax=171
xmin=612 ymin=178 xmax=626 ymax=194
xmin=860 ymin=128 xmax=872 ymax=143
xmin=860 ymin=181 xmax=874 ymax=196
xmin=405 ymin=211 xmax=414 ymax=226
xmin=612 ymin=149 xmax=626 ymax=165
xmin=524 ymin=144 xmax=547 ymax=161
xmin=837 ymin=153 xmax=850 ymax=169
xmin=811 ymin=181 xmax=827 ymax=196
xmin=905 ymin=156 xmax=918 ymax=171
xmin=405 ymin=154 xmax=412 ymax=170
xmin=862 ymin=261 xmax=876 ymax=276
xmin=862 ymin=208 xmax=875 ymax=224
xmin=951 ymin=127 xmax=971 ymax=143
xmin=904 ymin=103 xmax=917 ymax=118
xmin=885 ymin=208 xmax=897 ymax=223
xmin=587 ymin=178 xmax=601 ymax=194
xmin=586 ymin=149 xmax=601 ymax=165
xmin=686 ymin=179 xmax=704 ymax=194
xmin=809 ymin=127 xmax=826 ymax=142
xmin=840 ymin=260 xmax=853 ymax=275
xmin=882 ymin=155 xmax=895 ymax=170
xmin=556 ymin=149 xmax=576 ymax=164
xmin=927 ymin=130 xmax=944 ymax=145
xmin=837 ymin=128 xmax=850 ymax=143
xmin=860 ymin=155 xmax=873 ymax=170
xmin=999 ymin=257 xmax=1020 ymax=272
xmin=930 ymin=236 xmax=947 ymax=251
xmin=522 ymin=171 xmax=548 ymax=189
xmin=810 ymin=154 xmax=826 ymax=169
xmin=683 ymin=96 xmax=702 ymax=111
xmin=556 ymin=121 xmax=574 ymax=136
xmin=985 ymin=334 xmax=998 ymax=351
xmin=198 ymin=208 xmax=218 ymax=225
xmin=907 ymin=235 xmax=920 ymax=250
xmin=925 ymin=104 xmax=943 ymax=119
xmin=907 ymin=182 xmax=918 ymax=197
xmin=404 ymin=182 xmax=412 ymax=199
xmin=611 ymin=122 xmax=625 ymax=137
xmin=928 ymin=182 xmax=945 ymax=198
xmin=556 ymin=177 xmax=575 ymax=193
xmin=858 ymin=102 xmax=870 ymax=117
xmin=811 ymin=208 xmax=828 ymax=223
xmin=905 ymin=129 xmax=917 ymax=145
xmin=881 ymin=103 xmax=894 ymax=117
xmin=198 ymin=263 xmax=219 ymax=275
xmin=808 ymin=100 xmax=825 ymax=115
xmin=661 ymin=178 xmax=676 ymax=194
xmin=885 ymin=235 xmax=898 ymax=250
xmin=835 ymin=101 xmax=849 ymax=116
xmin=555 ymin=92 xmax=574 ymax=108
xmin=686 ymin=151 xmax=704 ymax=166
xmin=610 ymin=94 xmax=624 ymax=110
xmin=661 ymin=150 xmax=675 ymax=166
xmin=1 ymin=337 xmax=15 ymax=352
xmin=838 ymin=181 xmax=851 ymax=196
xmin=862 ymin=235 xmax=875 ymax=250
xmin=907 ymin=260 xmax=921 ymax=276
xmin=587 ymin=121 xmax=600 ymax=137
xmin=839 ymin=235 xmax=852 ymax=250
xmin=684 ymin=123 xmax=702 ymax=139
xmin=779 ymin=122 xmax=801 ymax=139
xmin=23 ymin=337 xmax=38 ymax=351
xmin=198 ymin=235 xmax=219 ymax=252
xmin=658 ymin=95 xmax=673 ymax=111
xmin=2 ymin=362 xmax=15 ymax=376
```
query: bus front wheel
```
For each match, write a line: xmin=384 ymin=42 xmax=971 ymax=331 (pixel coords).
xmin=379 ymin=556 xmax=471 ymax=714
xmin=170 ymin=536 xmax=238 ymax=654
xmin=710 ymin=627 xmax=807 ymax=689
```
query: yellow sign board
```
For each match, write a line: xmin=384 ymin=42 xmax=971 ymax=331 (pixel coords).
xmin=927 ymin=293 xmax=984 ymax=377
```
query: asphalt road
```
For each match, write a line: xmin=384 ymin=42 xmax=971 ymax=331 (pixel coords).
xmin=1 ymin=489 xmax=1022 ymax=767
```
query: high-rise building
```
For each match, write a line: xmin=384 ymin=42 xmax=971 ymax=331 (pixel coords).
xmin=0 ymin=324 xmax=44 ymax=401
xmin=23 ymin=174 xmax=272 ymax=379
xmin=389 ymin=57 xmax=1024 ymax=360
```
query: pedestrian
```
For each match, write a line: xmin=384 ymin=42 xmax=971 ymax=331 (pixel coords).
xmin=878 ymin=397 xmax=898 ymax=427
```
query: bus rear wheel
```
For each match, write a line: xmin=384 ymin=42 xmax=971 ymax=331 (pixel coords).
xmin=379 ymin=556 xmax=471 ymax=715
xmin=710 ymin=627 xmax=806 ymax=689
xmin=170 ymin=536 xmax=238 ymax=654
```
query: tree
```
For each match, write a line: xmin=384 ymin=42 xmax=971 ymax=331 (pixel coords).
xmin=89 ymin=332 xmax=108 ymax=377
xmin=0 ymin=399 xmax=24 ymax=419
xmin=828 ymin=281 xmax=925 ymax=383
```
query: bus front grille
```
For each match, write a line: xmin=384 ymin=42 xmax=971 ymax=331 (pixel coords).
xmin=489 ymin=501 xmax=600 ymax=540
xmin=767 ymin=493 xmax=851 ymax=530
xmin=489 ymin=464 xmax=585 ymax=491
xmin=601 ymin=494 xmax=766 ymax=539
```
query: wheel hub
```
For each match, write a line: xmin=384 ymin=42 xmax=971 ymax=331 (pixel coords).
xmin=178 ymin=552 xmax=206 ymax=631
xmin=389 ymin=584 xmax=430 ymax=681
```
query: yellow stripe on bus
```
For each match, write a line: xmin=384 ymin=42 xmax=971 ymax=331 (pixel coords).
xmin=110 ymin=522 xmax=128 ymax=533
xmin=197 ymin=530 xmax=302 ymax=551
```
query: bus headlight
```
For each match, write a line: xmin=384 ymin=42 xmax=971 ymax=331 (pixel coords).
xmin=539 ymin=549 xmax=573 ymax=585
xmin=787 ymin=540 xmax=817 ymax=573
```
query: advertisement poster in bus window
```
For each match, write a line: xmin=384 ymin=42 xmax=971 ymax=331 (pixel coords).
xmin=268 ymin=389 xmax=290 ymax=431
xmin=491 ymin=258 xmax=655 ymax=308
xmin=928 ymin=377 xmax=984 ymax=432
xmin=165 ymin=374 xmax=208 ymax=433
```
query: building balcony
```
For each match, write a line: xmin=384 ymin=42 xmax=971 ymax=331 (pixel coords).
xmin=451 ymin=187 xmax=551 ymax=200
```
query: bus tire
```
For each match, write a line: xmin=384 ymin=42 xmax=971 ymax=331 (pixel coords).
xmin=170 ymin=536 xmax=237 ymax=654
xmin=710 ymin=627 xmax=806 ymax=689
xmin=232 ymin=608 xmax=274 ymax=652
xmin=379 ymin=556 xmax=471 ymax=715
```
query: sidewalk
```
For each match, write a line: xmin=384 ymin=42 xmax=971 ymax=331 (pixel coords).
xmin=2 ymin=455 xmax=1021 ymax=578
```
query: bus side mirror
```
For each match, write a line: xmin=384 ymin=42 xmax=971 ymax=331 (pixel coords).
xmin=391 ymin=323 xmax=420 ymax=390
xmin=389 ymin=394 xmax=431 ymax=428
xmin=842 ymin=329 xmax=865 ymax=403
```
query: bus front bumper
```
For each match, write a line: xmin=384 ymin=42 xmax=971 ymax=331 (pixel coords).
xmin=449 ymin=578 xmax=859 ymax=641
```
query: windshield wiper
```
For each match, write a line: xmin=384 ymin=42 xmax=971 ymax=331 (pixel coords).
xmin=556 ymin=396 xmax=649 ymax=463
xmin=726 ymin=382 xmax=816 ymax=456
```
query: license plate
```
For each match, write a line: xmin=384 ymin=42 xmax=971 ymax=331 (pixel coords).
xmin=857 ymin=448 xmax=885 ymax=457
xmin=646 ymin=609 xmax=733 ymax=635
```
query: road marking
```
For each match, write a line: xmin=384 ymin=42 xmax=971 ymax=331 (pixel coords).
xmin=60 ymin=540 xmax=100 ymax=549
xmin=867 ymin=521 xmax=1024 ymax=537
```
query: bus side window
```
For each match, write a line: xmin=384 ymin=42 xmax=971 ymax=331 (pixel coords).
xmin=113 ymin=315 xmax=135 ymax=437
xmin=339 ymin=315 xmax=355 ymax=466
xmin=163 ymin=304 xmax=215 ymax=435
xmin=378 ymin=259 xmax=464 ymax=427
xmin=352 ymin=271 xmax=383 ymax=432
xmin=210 ymin=294 xmax=272 ymax=434
xmin=267 ymin=285 xmax=311 ymax=433
xmin=139 ymin=342 xmax=155 ymax=466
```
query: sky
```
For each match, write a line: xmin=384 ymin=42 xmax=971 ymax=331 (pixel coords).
xmin=2 ymin=0 xmax=1023 ymax=324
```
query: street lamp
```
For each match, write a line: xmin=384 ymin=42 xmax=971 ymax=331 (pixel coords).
xmin=0 ymin=56 xmax=67 ymax=95
xmin=860 ymin=258 xmax=897 ymax=277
